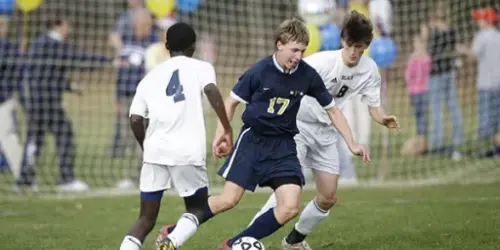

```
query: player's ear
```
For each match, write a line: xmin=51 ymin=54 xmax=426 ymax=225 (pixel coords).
xmin=277 ymin=40 xmax=286 ymax=51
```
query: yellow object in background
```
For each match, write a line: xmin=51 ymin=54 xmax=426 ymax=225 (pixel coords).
xmin=305 ymin=23 xmax=321 ymax=56
xmin=146 ymin=0 xmax=176 ymax=18
xmin=145 ymin=42 xmax=170 ymax=72
xmin=16 ymin=0 xmax=43 ymax=13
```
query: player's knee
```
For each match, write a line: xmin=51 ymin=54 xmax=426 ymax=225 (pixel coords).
xmin=219 ymin=193 xmax=241 ymax=210
xmin=184 ymin=187 xmax=209 ymax=223
xmin=316 ymin=193 xmax=337 ymax=210
xmin=276 ymin=200 xmax=300 ymax=222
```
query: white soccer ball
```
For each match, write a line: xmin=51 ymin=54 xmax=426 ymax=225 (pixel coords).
xmin=231 ymin=237 xmax=266 ymax=250
xmin=298 ymin=0 xmax=336 ymax=26
xmin=369 ymin=0 xmax=393 ymax=36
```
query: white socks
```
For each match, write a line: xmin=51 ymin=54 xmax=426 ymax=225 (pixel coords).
xmin=168 ymin=213 xmax=199 ymax=248
xmin=120 ymin=235 xmax=142 ymax=250
xmin=294 ymin=199 xmax=330 ymax=235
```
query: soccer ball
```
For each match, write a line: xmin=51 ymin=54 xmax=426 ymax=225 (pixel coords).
xmin=231 ymin=237 xmax=266 ymax=250
xmin=297 ymin=0 xmax=336 ymax=26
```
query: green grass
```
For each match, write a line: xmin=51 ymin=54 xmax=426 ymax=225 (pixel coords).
xmin=1 ymin=183 xmax=499 ymax=249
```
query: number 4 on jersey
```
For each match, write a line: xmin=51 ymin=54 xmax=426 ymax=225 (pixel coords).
xmin=166 ymin=69 xmax=185 ymax=103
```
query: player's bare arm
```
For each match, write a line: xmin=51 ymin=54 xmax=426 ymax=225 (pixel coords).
xmin=368 ymin=106 xmax=400 ymax=130
xmin=326 ymin=106 xmax=371 ymax=162
xmin=204 ymin=83 xmax=233 ymax=158
xmin=213 ymin=95 xmax=239 ymax=159
xmin=129 ymin=114 xmax=146 ymax=150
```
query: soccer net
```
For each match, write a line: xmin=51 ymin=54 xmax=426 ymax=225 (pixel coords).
xmin=0 ymin=0 xmax=499 ymax=197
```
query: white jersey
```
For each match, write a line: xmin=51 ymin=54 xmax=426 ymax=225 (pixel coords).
xmin=129 ymin=56 xmax=216 ymax=166
xmin=297 ymin=50 xmax=382 ymax=126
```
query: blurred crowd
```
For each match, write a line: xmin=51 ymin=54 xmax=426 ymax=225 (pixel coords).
xmin=0 ymin=0 xmax=499 ymax=192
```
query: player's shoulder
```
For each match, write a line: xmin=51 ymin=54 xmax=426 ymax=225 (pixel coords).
xmin=298 ymin=57 xmax=326 ymax=79
xmin=359 ymin=54 xmax=379 ymax=74
xmin=304 ymin=50 xmax=341 ymax=69
xmin=246 ymin=56 xmax=274 ymax=75
xmin=157 ymin=56 xmax=214 ymax=72
xmin=305 ymin=50 xmax=342 ymax=62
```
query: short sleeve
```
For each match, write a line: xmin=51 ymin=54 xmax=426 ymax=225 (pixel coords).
xmin=199 ymin=62 xmax=217 ymax=89
xmin=306 ymin=71 xmax=335 ymax=109
xmin=360 ymin=67 xmax=382 ymax=107
xmin=129 ymin=85 xmax=148 ymax=118
xmin=231 ymin=70 xmax=257 ymax=104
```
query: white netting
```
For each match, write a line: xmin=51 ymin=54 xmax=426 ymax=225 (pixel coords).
xmin=0 ymin=0 xmax=499 ymax=197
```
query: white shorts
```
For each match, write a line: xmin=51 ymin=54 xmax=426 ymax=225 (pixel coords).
xmin=295 ymin=121 xmax=339 ymax=175
xmin=140 ymin=162 xmax=209 ymax=197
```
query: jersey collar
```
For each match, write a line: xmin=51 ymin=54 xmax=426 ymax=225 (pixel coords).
xmin=272 ymin=54 xmax=299 ymax=74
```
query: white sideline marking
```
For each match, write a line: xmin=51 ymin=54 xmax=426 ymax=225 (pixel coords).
xmin=1 ymin=179 xmax=499 ymax=201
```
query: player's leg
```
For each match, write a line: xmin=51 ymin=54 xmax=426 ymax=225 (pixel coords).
xmin=154 ymin=145 xmax=251 ymax=250
xmin=224 ymin=176 xmax=302 ymax=249
xmin=248 ymin=128 xmax=311 ymax=226
xmin=155 ymin=180 xmax=246 ymax=250
xmin=210 ymin=127 xmax=256 ymax=214
xmin=284 ymin=171 xmax=337 ymax=247
xmin=120 ymin=191 xmax=163 ymax=250
xmin=283 ymin=141 xmax=339 ymax=249
xmin=120 ymin=163 xmax=170 ymax=250
xmin=154 ymin=165 xmax=212 ymax=249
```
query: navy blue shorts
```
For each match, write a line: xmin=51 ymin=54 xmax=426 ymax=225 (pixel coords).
xmin=217 ymin=127 xmax=304 ymax=192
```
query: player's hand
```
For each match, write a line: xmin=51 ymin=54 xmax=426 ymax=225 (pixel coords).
xmin=348 ymin=143 xmax=371 ymax=163
xmin=382 ymin=115 xmax=400 ymax=130
xmin=212 ymin=128 xmax=233 ymax=159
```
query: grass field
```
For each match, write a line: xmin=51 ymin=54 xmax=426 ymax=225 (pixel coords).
xmin=0 ymin=65 xmax=499 ymax=250
xmin=1 ymin=183 xmax=499 ymax=249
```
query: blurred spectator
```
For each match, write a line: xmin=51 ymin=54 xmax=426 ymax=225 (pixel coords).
xmin=107 ymin=9 xmax=158 ymax=157
xmin=457 ymin=7 xmax=500 ymax=157
xmin=421 ymin=8 xmax=463 ymax=160
xmin=108 ymin=0 xmax=143 ymax=56
xmin=17 ymin=18 xmax=110 ymax=192
xmin=0 ymin=15 xmax=23 ymax=175
xmin=404 ymin=35 xmax=432 ymax=154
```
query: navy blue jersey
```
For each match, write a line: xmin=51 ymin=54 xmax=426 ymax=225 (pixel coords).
xmin=231 ymin=55 xmax=334 ymax=137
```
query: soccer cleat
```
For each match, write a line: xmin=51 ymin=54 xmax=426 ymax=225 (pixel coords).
xmin=217 ymin=239 xmax=232 ymax=250
xmin=152 ymin=225 xmax=175 ymax=250
xmin=155 ymin=237 xmax=176 ymax=250
xmin=281 ymin=237 xmax=313 ymax=250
